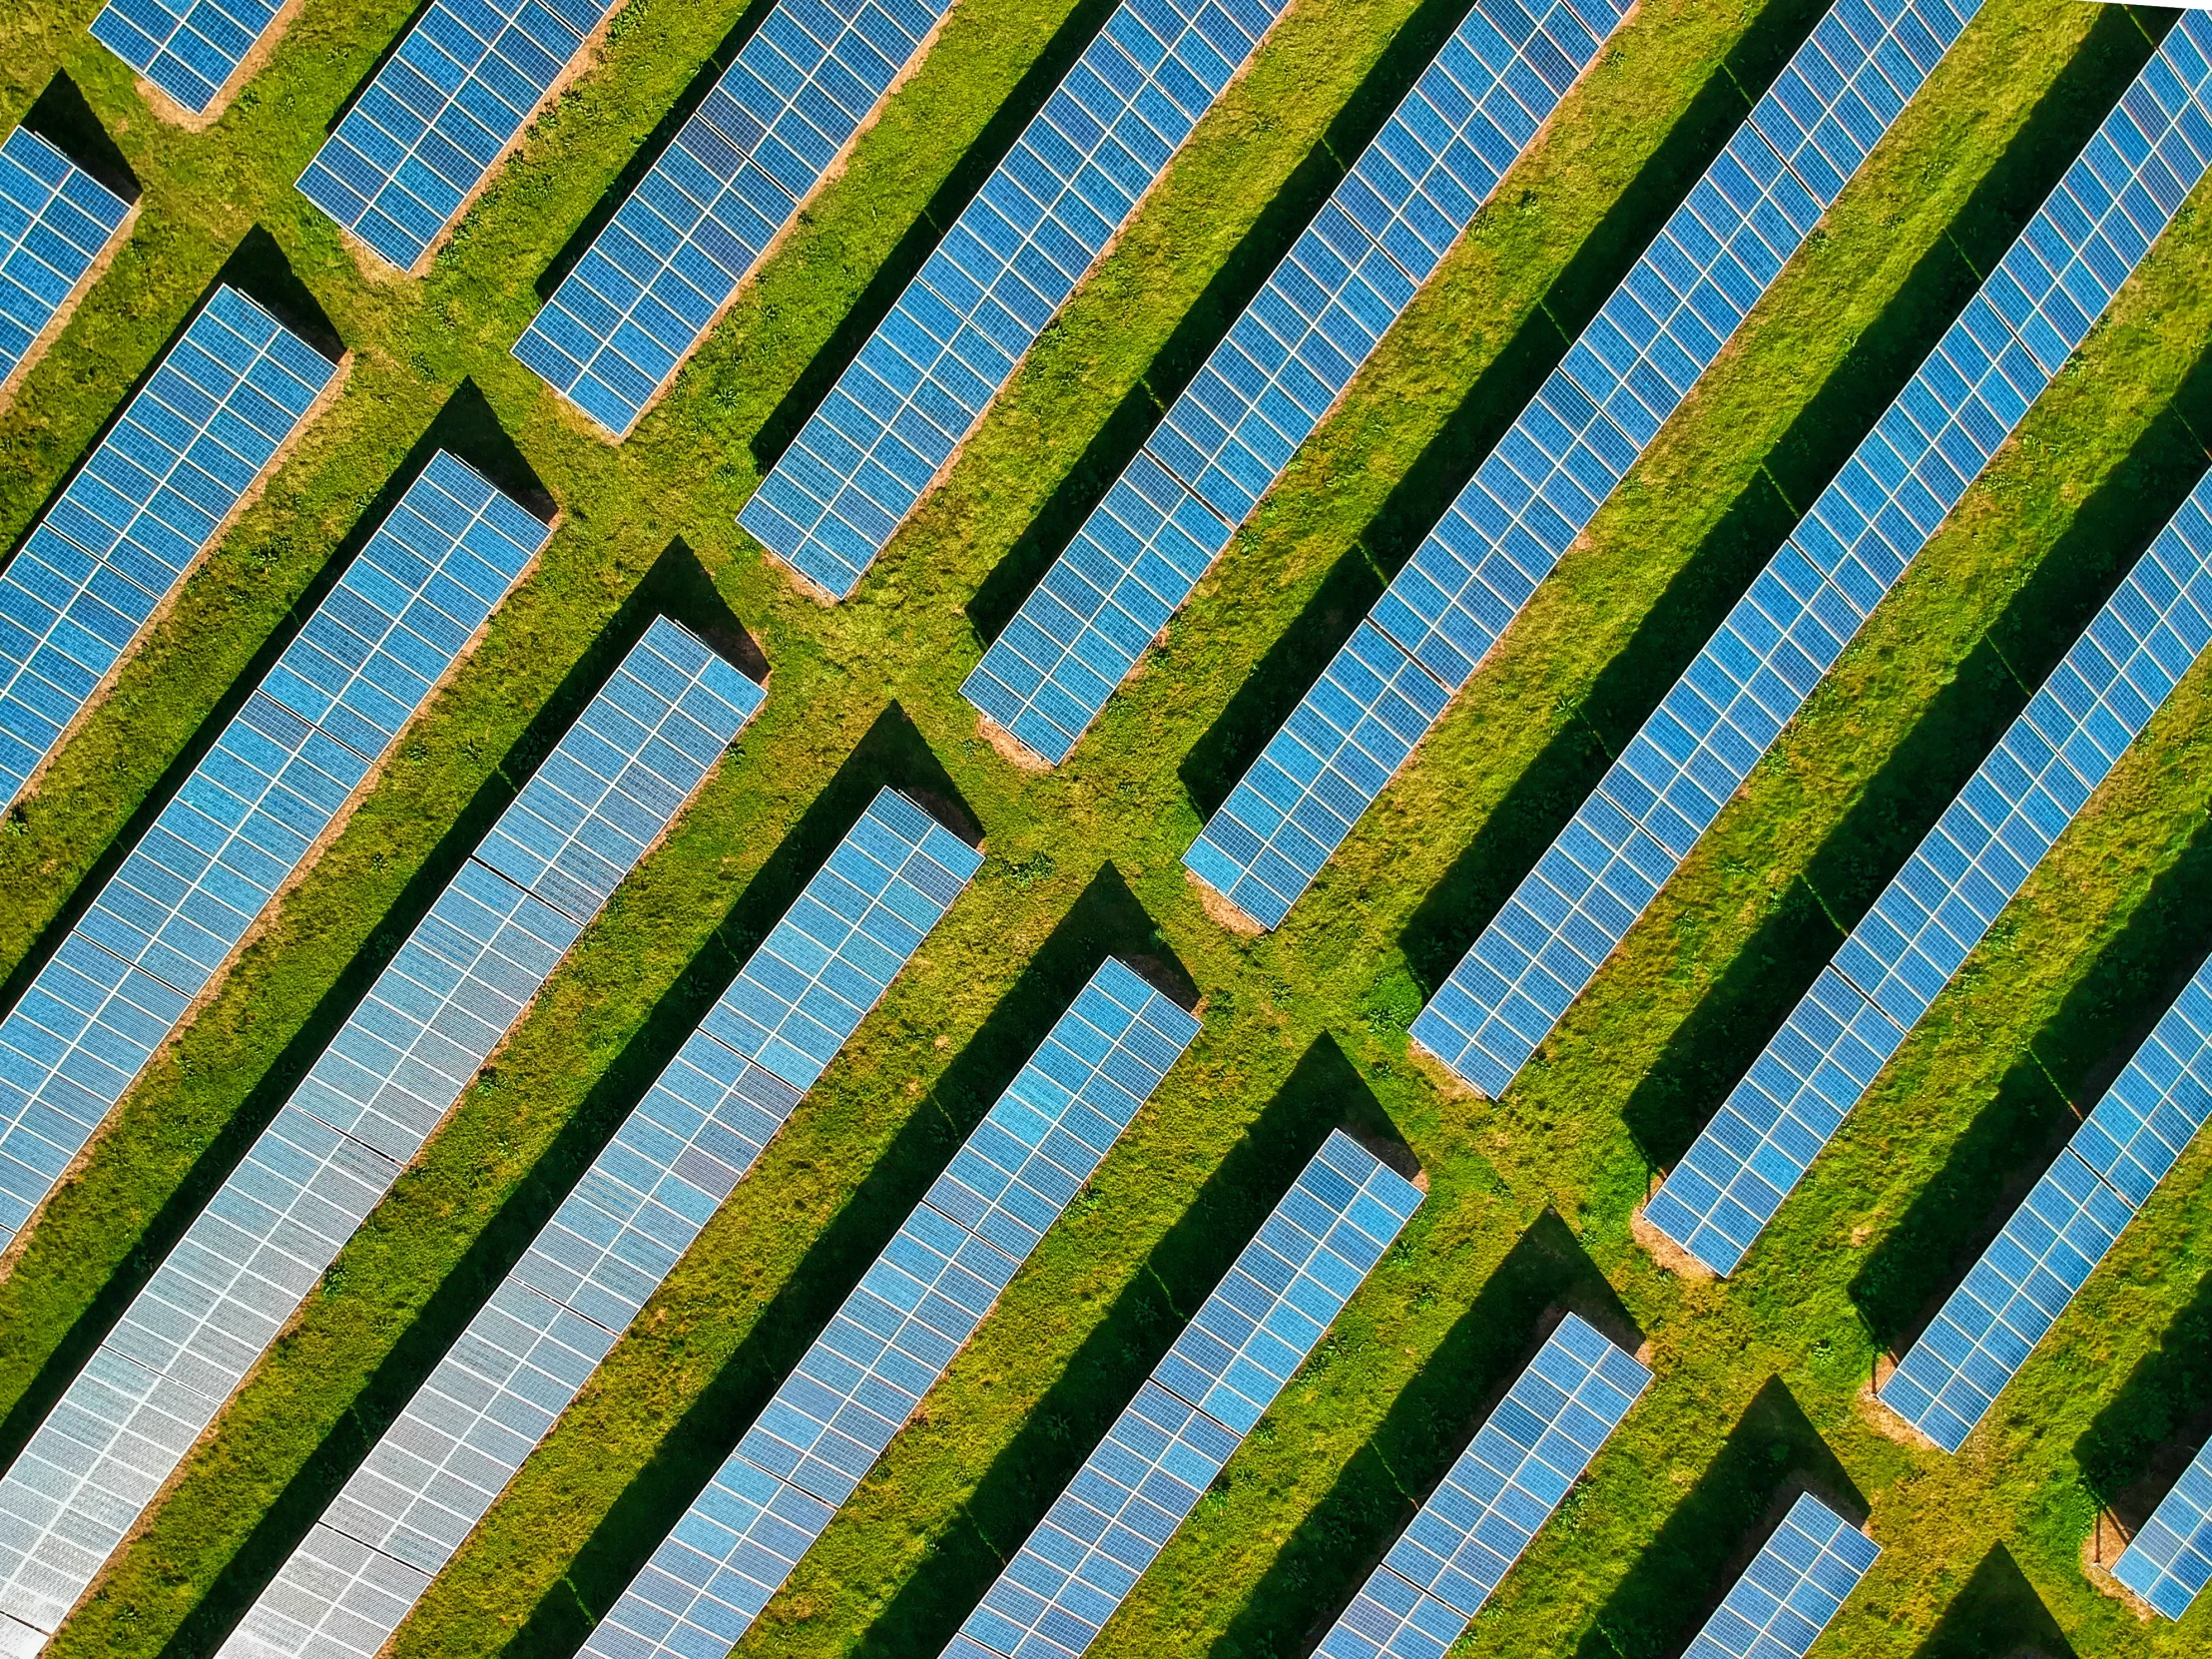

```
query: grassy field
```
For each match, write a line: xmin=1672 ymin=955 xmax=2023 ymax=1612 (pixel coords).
xmin=1 ymin=0 xmax=2210 ymax=1656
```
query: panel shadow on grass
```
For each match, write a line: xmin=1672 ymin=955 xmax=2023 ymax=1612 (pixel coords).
xmin=1572 ymin=1376 xmax=1864 ymax=1659
xmin=2075 ymin=1267 xmax=2212 ymax=1532
xmin=1175 ymin=0 xmax=1840 ymax=820
xmin=776 ymin=1035 xmax=1406 ymax=1659
xmin=21 ymin=72 xmax=140 ymax=203
xmin=1208 ymin=1209 xmax=1635 ymax=1659
xmin=1393 ymin=2 xmax=2169 ymax=1002
xmin=1913 ymin=1544 xmax=2077 ymax=1659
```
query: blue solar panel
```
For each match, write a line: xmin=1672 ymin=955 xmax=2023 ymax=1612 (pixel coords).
xmin=0 ymin=618 xmax=763 ymax=1653
xmin=0 ymin=127 xmax=131 ymax=402
xmin=0 ymin=283 xmax=341 ymax=812
xmin=573 ymin=959 xmax=1199 ymax=1659
xmin=738 ymin=0 xmax=1301 ymax=601
xmin=515 ymin=0 xmax=959 ymax=438
xmin=1646 ymin=469 xmax=2212 ymax=1276
xmin=1184 ymin=0 xmax=1986 ymax=931
xmin=1879 ymin=951 xmax=2212 ymax=1454
xmin=2115 ymin=1432 xmax=2212 ymax=1621
xmin=959 ymin=0 xmax=1632 ymax=766
xmin=297 ymin=0 xmax=620 ymax=274
xmin=1315 ymin=1313 xmax=1647 ymax=1659
xmin=1408 ymin=18 xmax=2212 ymax=1098
xmin=1680 ymin=1493 xmax=1880 ymax=1659
xmin=941 ymin=1129 xmax=1423 ymax=1659
xmin=90 ymin=0 xmax=289 ymax=117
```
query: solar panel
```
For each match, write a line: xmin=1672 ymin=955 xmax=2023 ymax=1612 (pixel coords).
xmin=211 ymin=787 xmax=981 ymax=1659
xmin=0 ymin=127 xmax=132 ymax=403
xmin=2115 ymin=1432 xmax=2212 ymax=1621
xmin=1406 ymin=18 xmax=2212 ymax=1098
xmin=958 ymin=0 xmax=1633 ymax=766
xmin=1879 ymin=947 xmax=2212 ymax=1454
xmin=514 ymin=0 xmax=961 ymax=438
xmin=574 ymin=959 xmax=1198 ymax=1659
xmin=1645 ymin=470 xmax=2212 ymax=1278
xmin=737 ymin=0 xmax=1302 ymax=601
xmin=296 ymin=0 xmax=620 ymax=274
xmin=941 ymin=1129 xmax=1423 ymax=1659
xmin=1314 ymin=1313 xmax=1647 ymax=1659
xmin=89 ymin=0 xmax=290 ymax=118
xmin=1183 ymin=0 xmax=1988 ymax=931
xmin=0 ymin=282 xmax=341 ymax=812
xmin=0 ymin=618 xmax=763 ymax=1654
xmin=1678 ymin=1493 xmax=1880 ymax=1659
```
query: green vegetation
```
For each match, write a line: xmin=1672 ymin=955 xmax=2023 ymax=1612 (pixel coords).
xmin=0 ymin=0 xmax=2207 ymax=1656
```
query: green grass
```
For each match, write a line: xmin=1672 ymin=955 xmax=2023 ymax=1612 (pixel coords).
xmin=0 ymin=0 xmax=2209 ymax=1656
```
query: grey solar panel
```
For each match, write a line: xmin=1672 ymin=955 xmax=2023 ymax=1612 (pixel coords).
xmin=942 ymin=1130 xmax=1423 ymax=1659
xmin=214 ymin=785 xmax=980 ymax=1659
xmin=0 ymin=127 xmax=132 ymax=405
xmin=0 ymin=618 xmax=763 ymax=1656
xmin=1408 ymin=15 xmax=2212 ymax=1098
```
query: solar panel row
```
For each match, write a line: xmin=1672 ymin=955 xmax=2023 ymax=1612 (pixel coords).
xmin=0 ymin=617 xmax=760 ymax=1656
xmin=941 ymin=1129 xmax=1423 ymax=1659
xmin=1681 ymin=1493 xmax=1880 ymax=1659
xmin=216 ymin=786 xmax=976 ymax=1659
xmin=297 ymin=0 xmax=620 ymax=274
xmin=515 ymin=0 xmax=958 ymax=438
xmin=958 ymin=0 xmax=1633 ymax=768
xmin=738 ymin=0 xmax=1298 ymax=601
xmin=90 ymin=0 xmax=288 ymax=118
xmin=1646 ymin=469 xmax=2212 ymax=1278
xmin=1315 ymin=1313 xmax=1647 ymax=1659
xmin=578 ymin=957 xmax=1198 ymax=1659
xmin=1183 ymin=0 xmax=1988 ymax=932
xmin=0 ymin=283 xmax=340 ymax=813
xmin=1407 ymin=18 xmax=2212 ymax=1099
xmin=2115 ymin=1432 xmax=2212 ymax=1621
xmin=0 ymin=127 xmax=131 ymax=403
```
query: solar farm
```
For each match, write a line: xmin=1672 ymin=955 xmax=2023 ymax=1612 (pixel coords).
xmin=4 ymin=0 xmax=2212 ymax=1657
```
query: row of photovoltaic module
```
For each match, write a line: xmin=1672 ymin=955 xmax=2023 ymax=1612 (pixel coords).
xmin=1407 ymin=17 xmax=2212 ymax=1099
xmin=1648 ymin=470 xmax=2212 ymax=1278
xmin=737 ymin=0 xmax=1300 ymax=600
xmin=0 ymin=127 xmax=131 ymax=400
xmin=958 ymin=0 xmax=1632 ymax=767
xmin=0 ymin=616 xmax=767 ymax=1655
xmin=91 ymin=0 xmax=289 ymax=117
xmin=1181 ymin=0 xmax=1991 ymax=931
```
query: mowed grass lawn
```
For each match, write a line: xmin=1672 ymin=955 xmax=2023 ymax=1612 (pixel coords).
xmin=0 ymin=0 xmax=2209 ymax=1656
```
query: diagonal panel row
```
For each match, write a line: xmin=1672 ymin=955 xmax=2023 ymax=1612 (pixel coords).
xmin=0 ymin=616 xmax=763 ymax=1658
xmin=2116 ymin=1431 xmax=2212 ymax=1622
xmin=959 ymin=0 xmax=1633 ymax=767
xmin=1407 ymin=16 xmax=2212 ymax=1098
xmin=91 ymin=0 xmax=292 ymax=119
xmin=217 ymin=785 xmax=980 ymax=1659
xmin=1680 ymin=1492 xmax=1881 ymax=1659
xmin=579 ymin=955 xmax=1195 ymax=1659
xmin=1647 ymin=466 xmax=2212 ymax=1276
xmin=943 ymin=1128 xmax=1423 ymax=1659
xmin=0 ymin=126 xmax=132 ymax=405
xmin=739 ymin=0 xmax=1299 ymax=601
xmin=1185 ymin=0 xmax=1989 ymax=930
xmin=0 ymin=283 xmax=340 ymax=813
xmin=516 ymin=0 xmax=957 ymax=437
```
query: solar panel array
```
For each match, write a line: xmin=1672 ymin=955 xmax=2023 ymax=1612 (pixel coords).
xmin=89 ymin=0 xmax=288 ymax=117
xmin=577 ymin=958 xmax=1199 ymax=1659
xmin=0 ymin=127 xmax=131 ymax=400
xmin=1407 ymin=21 xmax=2212 ymax=1099
xmin=297 ymin=0 xmax=619 ymax=274
xmin=0 ymin=451 xmax=540 ymax=1283
xmin=2115 ymin=1433 xmax=2212 ymax=1622
xmin=1314 ymin=1313 xmax=1647 ymax=1659
xmin=958 ymin=0 xmax=1632 ymax=768
xmin=515 ymin=0 xmax=958 ymax=438
xmin=1182 ymin=0 xmax=1988 ymax=932
xmin=1646 ymin=472 xmax=2212 ymax=1278
xmin=0 ymin=283 xmax=339 ymax=813
xmin=0 ymin=618 xmax=762 ymax=1655
xmin=941 ymin=1129 xmax=1422 ymax=1659
xmin=214 ymin=788 xmax=978 ymax=1659
xmin=738 ymin=0 xmax=1299 ymax=601
xmin=1680 ymin=1494 xmax=1880 ymax=1659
